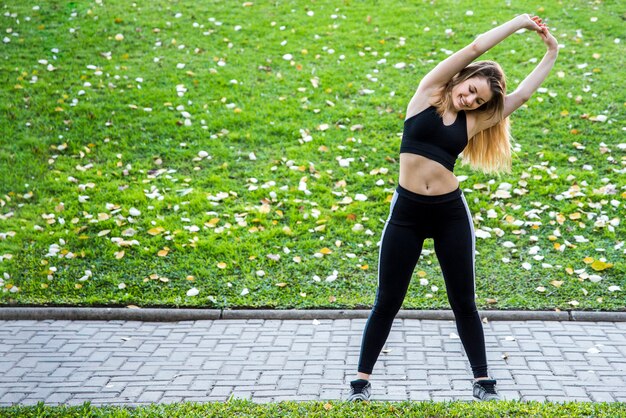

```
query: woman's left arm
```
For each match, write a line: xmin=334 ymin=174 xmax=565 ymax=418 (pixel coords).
xmin=501 ymin=25 xmax=559 ymax=118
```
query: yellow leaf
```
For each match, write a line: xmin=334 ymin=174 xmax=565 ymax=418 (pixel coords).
xmin=548 ymin=235 xmax=557 ymax=241
xmin=551 ymin=280 xmax=564 ymax=288
xmin=485 ymin=298 xmax=498 ymax=304
xmin=98 ymin=229 xmax=111 ymax=237
xmin=206 ymin=218 xmax=220 ymax=226
xmin=75 ymin=284 xmax=82 ymax=289
xmin=115 ymin=250 xmax=125 ymax=259
xmin=148 ymin=227 xmax=165 ymax=236
xmin=275 ymin=283 xmax=288 ymax=287
xmin=328 ymin=296 xmax=337 ymax=303
xmin=591 ymin=260 xmax=613 ymax=271
xmin=149 ymin=273 xmax=159 ymax=280
xmin=157 ymin=248 xmax=169 ymax=257
xmin=569 ymin=212 xmax=582 ymax=220
xmin=556 ymin=213 xmax=565 ymax=224
xmin=583 ymin=257 xmax=594 ymax=264
xmin=553 ymin=243 xmax=561 ymax=250
xmin=360 ymin=264 xmax=369 ymax=270
xmin=41 ymin=283 xmax=48 ymax=289
xmin=417 ymin=271 xmax=427 ymax=277
xmin=324 ymin=403 xmax=333 ymax=411
xmin=565 ymin=267 xmax=574 ymax=275
xmin=186 ymin=276 xmax=195 ymax=281
xmin=217 ymin=262 xmax=227 ymax=269
xmin=319 ymin=247 xmax=332 ymax=255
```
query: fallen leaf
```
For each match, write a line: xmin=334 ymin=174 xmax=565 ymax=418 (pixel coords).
xmin=148 ymin=227 xmax=165 ymax=236
xmin=590 ymin=260 xmax=613 ymax=271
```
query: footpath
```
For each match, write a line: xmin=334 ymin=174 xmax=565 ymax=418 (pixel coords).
xmin=1 ymin=308 xmax=625 ymax=405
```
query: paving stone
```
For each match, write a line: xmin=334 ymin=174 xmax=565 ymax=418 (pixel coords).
xmin=1 ymin=318 xmax=626 ymax=404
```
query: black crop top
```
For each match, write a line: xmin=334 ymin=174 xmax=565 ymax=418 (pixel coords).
xmin=400 ymin=105 xmax=468 ymax=172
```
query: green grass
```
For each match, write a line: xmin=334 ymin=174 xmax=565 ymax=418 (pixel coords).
xmin=2 ymin=400 xmax=626 ymax=418
xmin=0 ymin=0 xmax=624 ymax=310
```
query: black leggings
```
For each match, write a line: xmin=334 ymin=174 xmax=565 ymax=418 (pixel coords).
xmin=357 ymin=185 xmax=488 ymax=378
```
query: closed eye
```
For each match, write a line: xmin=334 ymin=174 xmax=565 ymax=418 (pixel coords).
xmin=471 ymin=86 xmax=484 ymax=105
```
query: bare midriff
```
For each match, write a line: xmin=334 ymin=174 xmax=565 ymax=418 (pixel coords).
xmin=399 ymin=153 xmax=459 ymax=195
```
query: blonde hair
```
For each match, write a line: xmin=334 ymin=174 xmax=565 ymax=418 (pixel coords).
xmin=434 ymin=61 xmax=511 ymax=174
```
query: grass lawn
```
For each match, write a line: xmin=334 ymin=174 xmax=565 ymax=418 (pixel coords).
xmin=0 ymin=0 xmax=624 ymax=310
xmin=2 ymin=400 xmax=626 ymax=418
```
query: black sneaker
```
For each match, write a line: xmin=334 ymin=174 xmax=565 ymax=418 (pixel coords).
xmin=473 ymin=379 xmax=500 ymax=401
xmin=347 ymin=379 xmax=371 ymax=401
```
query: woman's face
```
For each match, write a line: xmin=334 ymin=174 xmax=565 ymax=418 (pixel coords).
xmin=451 ymin=76 xmax=493 ymax=112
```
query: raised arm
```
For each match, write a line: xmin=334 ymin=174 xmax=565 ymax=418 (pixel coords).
xmin=501 ymin=25 xmax=559 ymax=119
xmin=418 ymin=14 xmax=544 ymax=92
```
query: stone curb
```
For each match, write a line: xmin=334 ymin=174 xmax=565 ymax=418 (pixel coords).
xmin=1 ymin=307 xmax=625 ymax=322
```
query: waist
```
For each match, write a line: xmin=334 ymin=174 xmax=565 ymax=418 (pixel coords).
xmin=399 ymin=153 xmax=460 ymax=195
xmin=396 ymin=184 xmax=462 ymax=204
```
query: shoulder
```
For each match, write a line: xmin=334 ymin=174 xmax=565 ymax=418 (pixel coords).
xmin=406 ymin=85 xmax=441 ymax=119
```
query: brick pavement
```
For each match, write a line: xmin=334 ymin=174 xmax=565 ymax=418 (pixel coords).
xmin=0 ymin=318 xmax=625 ymax=405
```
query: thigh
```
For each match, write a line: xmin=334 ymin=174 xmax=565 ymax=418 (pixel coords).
xmin=433 ymin=197 xmax=476 ymax=307
xmin=374 ymin=220 xmax=425 ymax=314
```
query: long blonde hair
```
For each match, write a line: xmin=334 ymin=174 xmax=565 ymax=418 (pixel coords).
xmin=434 ymin=61 xmax=511 ymax=174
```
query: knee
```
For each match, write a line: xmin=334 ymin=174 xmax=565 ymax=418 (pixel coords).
xmin=448 ymin=295 xmax=478 ymax=316
xmin=372 ymin=297 xmax=403 ymax=319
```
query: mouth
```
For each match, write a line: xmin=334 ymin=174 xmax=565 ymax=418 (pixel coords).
xmin=459 ymin=96 xmax=467 ymax=108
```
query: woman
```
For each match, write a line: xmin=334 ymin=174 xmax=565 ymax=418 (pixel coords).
xmin=348 ymin=14 xmax=558 ymax=401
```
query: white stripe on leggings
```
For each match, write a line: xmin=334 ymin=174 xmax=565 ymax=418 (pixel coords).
xmin=460 ymin=192 xmax=476 ymax=294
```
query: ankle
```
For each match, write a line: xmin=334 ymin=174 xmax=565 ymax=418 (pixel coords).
xmin=356 ymin=372 xmax=370 ymax=381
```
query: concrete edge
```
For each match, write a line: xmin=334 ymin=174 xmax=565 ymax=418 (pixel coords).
xmin=1 ymin=307 xmax=625 ymax=321
xmin=0 ymin=307 xmax=221 ymax=321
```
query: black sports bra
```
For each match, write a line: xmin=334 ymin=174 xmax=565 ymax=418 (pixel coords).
xmin=400 ymin=105 xmax=468 ymax=172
